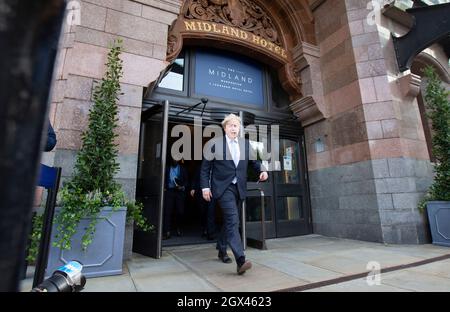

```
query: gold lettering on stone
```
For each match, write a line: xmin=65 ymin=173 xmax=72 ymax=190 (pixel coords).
xmin=212 ymin=24 xmax=221 ymax=33
xmin=183 ymin=21 xmax=287 ymax=59
xmin=202 ymin=22 xmax=212 ymax=32
xmin=260 ymin=38 xmax=267 ymax=47
xmin=184 ymin=21 xmax=196 ymax=31
xmin=231 ymin=28 xmax=239 ymax=37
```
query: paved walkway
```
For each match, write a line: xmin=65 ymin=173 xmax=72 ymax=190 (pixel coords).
xmin=21 ymin=235 xmax=450 ymax=292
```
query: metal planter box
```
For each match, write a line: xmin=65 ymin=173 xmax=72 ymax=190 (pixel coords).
xmin=46 ymin=207 xmax=127 ymax=278
xmin=426 ymin=201 xmax=450 ymax=247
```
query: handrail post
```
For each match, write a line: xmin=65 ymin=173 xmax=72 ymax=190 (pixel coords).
xmin=245 ymin=187 xmax=267 ymax=250
xmin=260 ymin=189 xmax=266 ymax=250
xmin=241 ymin=201 xmax=247 ymax=250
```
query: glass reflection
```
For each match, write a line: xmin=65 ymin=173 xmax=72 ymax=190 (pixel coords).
xmin=275 ymin=139 xmax=300 ymax=184
xmin=278 ymin=197 xmax=302 ymax=221
xmin=246 ymin=196 xmax=272 ymax=222
xmin=158 ymin=54 xmax=184 ymax=91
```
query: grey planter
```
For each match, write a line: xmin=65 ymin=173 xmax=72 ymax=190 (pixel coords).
xmin=426 ymin=201 xmax=450 ymax=247
xmin=46 ymin=207 xmax=127 ymax=278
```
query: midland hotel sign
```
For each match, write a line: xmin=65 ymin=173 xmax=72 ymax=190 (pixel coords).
xmin=183 ymin=21 xmax=288 ymax=60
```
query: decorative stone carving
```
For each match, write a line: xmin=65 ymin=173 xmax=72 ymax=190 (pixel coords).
xmin=165 ymin=0 xmax=317 ymax=105
xmin=292 ymin=63 xmax=303 ymax=86
xmin=184 ymin=0 xmax=281 ymax=45
xmin=289 ymin=96 xmax=325 ymax=127
xmin=288 ymin=42 xmax=326 ymax=126
xmin=397 ymin=72 xmax=421 ymax=99
xmin=167 ymin=33 xmax=180 ymax=57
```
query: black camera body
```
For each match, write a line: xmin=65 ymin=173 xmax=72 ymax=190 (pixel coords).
xmin=31 ymin=261 xmax=86 ymax=292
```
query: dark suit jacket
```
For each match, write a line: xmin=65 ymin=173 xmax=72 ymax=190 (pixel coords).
xmin=200 ymin=136 xmax=262 ymax=200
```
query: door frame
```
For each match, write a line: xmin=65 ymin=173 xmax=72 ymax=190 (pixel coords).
xmin=136 ymin=100 xmax=313 ymax=257
xmin=133 ymin=100 xmax=169 ymax=259
xmin=273 ymin=135 xmax=312 ymax=237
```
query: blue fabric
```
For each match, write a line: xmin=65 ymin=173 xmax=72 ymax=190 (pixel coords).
xmin=168 ymin=165 xmax=180 ymax=189
xmin=38 ymin=164 xmax=57 ymax=189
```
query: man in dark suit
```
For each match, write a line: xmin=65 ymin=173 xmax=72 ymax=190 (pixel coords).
xmin=200 ymin=114 xmax=268 ymax=275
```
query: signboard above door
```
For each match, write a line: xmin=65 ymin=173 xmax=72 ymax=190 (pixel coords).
xmin=194 ymin=50 xmax=264 ymax=108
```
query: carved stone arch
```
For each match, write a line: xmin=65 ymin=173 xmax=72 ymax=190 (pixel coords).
xmin=411 ymin=52 xmax=450 ymax=83
xmin=409 ymin=52 xmax=450 ymax=161
xmin=166 ymin=0 xmax=320 ymax=113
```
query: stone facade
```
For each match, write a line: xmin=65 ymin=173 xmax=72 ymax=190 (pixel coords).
xmin=50 ymin=0 xmax=182 ymax=192
xmin=305 ymin=0 xmax=449 ymax=244
xmin=47 ymin=0 xmax=449 ymax=251
xmin=48 ymin=0 xmax=183 ymax=259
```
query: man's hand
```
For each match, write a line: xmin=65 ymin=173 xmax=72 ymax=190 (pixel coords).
xmin=190 ymin=190 xmax=195 ymax=197
xmin=202 ymin=189 xmax=213 ymax=202
xmin=259 ymin=171 xmax=269 ymax=182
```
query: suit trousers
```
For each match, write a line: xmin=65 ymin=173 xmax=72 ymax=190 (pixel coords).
xmin=216 ymin=183 xmax=244 ymax=261
xmin=163 ymin=189 xmax=185 ymax=234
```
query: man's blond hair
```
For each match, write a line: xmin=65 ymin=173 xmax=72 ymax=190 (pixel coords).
xmin=221 ymin=113 xmax=241 ymax=129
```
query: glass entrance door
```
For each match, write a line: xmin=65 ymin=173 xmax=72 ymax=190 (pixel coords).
xmin=245 ymin=133 xmax=311 ymax=242
xmin=245 ymin=138 xmax=276 ymax=243
xmin=273 ymin=138 xmax=311 ymax=237
xmin=133 ymin=101 xmax=169 ymax=259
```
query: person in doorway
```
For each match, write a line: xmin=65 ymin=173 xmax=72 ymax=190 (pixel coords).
xmin=25 ymin=119 xmax=57 ymax=280
xmin=190 ymin=165 xmax=217 ymax=240
xmin=163 ymin=157 xmax=188 ymax=239
xmin=33 ymin=119 xmax=57 ymax=207
xmin=200 ymin=114 xmax=268 ymax=275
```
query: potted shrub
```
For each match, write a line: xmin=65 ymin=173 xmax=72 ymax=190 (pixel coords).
xmin=420 ymin=66 xmax=450 ymax=247
xmin=43 ymin=39 xmax=151 ymax=277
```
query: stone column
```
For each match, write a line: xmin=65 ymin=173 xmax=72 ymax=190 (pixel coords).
xmin=305 ymin=0 xmax=435 ymax=244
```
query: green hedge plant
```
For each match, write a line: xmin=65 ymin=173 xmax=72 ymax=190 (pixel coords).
xmin=419 ymin=66 xmax=450 ymax=211
xmin=52 ymin=39 xmax=151 ymax=252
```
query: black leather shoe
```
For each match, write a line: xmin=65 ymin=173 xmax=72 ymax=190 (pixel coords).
xmin=237 ymin=260 xmax=252 ymax=275
xmin=218 ymin=252 xmax=232 ymax=264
